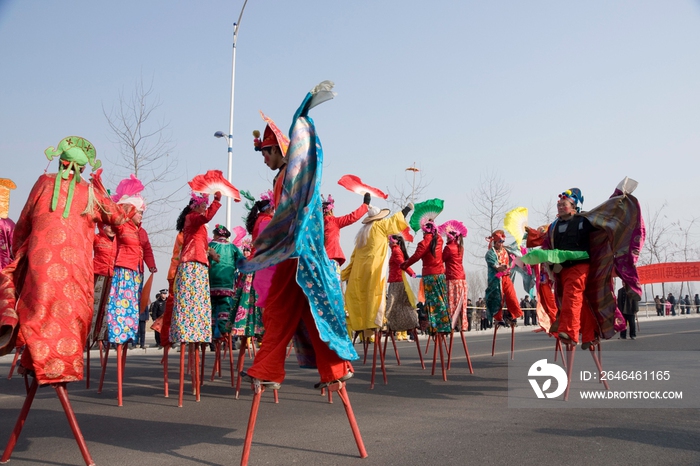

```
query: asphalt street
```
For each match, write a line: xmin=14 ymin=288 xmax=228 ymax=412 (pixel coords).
xmin=1 ymin=314 xmax=699 ymax=466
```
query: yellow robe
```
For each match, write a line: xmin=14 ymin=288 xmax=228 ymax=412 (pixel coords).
xmin=341 ymin=212 xmax=408 ymax=333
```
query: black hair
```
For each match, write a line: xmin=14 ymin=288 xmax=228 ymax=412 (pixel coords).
xmin=176 ymin=200 xmax=194 ymax=232
xmin=429 ymin=232 xmax=438 ymax=257
xmin=246 ymin=199 xmax=271 ymax=235
xmin=392 ymin=235 xmax=410 ymax=261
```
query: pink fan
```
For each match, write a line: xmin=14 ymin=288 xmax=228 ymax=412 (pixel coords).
xmin=337 ymin=175 xmax=388 ymax=199
xmin=232 ymin=226 xmax=247 ymax=248
xmin=438 ymin=220 xmax=468 ymax=238
xmin=111 ymin=174 xmax=144 ymax=203
xmin=188 ymin=170 xmax=241 ymax=202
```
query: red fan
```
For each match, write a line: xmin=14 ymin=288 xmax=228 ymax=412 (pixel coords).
xmin=188 ymin=170 xmax=241 ymax=202
xmin=400 ymin=227 xmax=414 ymax=243
xmin=337 ymin=175 xmax=388 ymax=199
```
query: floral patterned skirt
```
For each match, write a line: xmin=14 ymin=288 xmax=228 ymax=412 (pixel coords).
xmin=230 ymin=271 xmax=264 ymax=337
xmin=447 ymin=279 xmax=469 ymax=331
xmin=423 ymin=274 xmax=451 ymax=333
xmin=106 ymin=267 xmax=142 ymax=344
xmin=170 ymin=262 xmax=212 ymax=343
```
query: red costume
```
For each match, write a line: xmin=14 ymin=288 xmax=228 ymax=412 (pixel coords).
xmin=323 ymin=203 xmax=368 ymax=265
xmin=0 ymin=173 xmax=130 ymax=383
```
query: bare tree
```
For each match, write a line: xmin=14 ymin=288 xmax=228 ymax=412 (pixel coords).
xmin=464 ymin=171 xmax=513 ymax=266
xmin=466 ymin=269 xmax=487 ymax=302
xmin=103 ymin=76 xmax=182 ymax=250
xmin=669 ymin=216 xmax=699 ymax=298
xmin=531 ymin=196 xmax=556 ymax=228
xmin=641 ymin=202 xmax=673 ymax=298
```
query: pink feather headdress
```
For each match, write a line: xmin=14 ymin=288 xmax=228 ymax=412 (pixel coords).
xmin=112 ymin=174 xmax=146 ymax=211
xmin=438 ymin=220 xmax=468 ymax=239
xmin=190 ymin=191 xmax=210 ymax=207
xmin=322 ymin=194 xmax=335 ymax=214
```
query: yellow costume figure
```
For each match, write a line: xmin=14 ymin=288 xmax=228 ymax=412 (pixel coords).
xmin=342 ymin=207 xmax=409 ymax=334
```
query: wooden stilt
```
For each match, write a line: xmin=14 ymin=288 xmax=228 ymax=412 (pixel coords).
xmin=377 ymin=330 xmax=387 ymax=385
xmin=510 ymin=324 xmax=516 ymax=360
xmin=235 ymin=336 xmax=248 ymax=399
xmin=116 ymin=344 xmax=124 ymax=407
xmin=178 ymin=342 xmax=186 ymax=407
xmin=7 ymin=346 xmax=21 ymax=380
xmin=85 ymin=344 xmax=91 ymax=389
xmin=54 ymin=383 xmax=96 ymax=466
xmin=430 ymin=334 xmax=438 ymax=376
xmin=424 ymin=333 xmax=432 ymax=355
xmin=459 ymin=329 xmax=474 ymax=374
xmin=447 ymin=330 xmax=455 ymax=370
xmin=194 ymin=344 xmax=201 ymax=402
xmin=97 ymin=343 xmax=109 ymax=394
xmin=163 ymin=345 xmax=169 ymax=398
xmin=563 ymin=344 xmax=576 ymax=401
xmin=387 ymin=331 xmax=400 ymax=365
xmin=589 ymin=344 xmax=609 ymax=390
xmin=286 ymin=339 xmax=294 ymax=359
xmin=240 ymin=386 xmax=264 ymax=466
xmin=228 ymin=335 xmax=235 ymax=387
xmin=1 ymin=376 xmax=39 ymax=463
xmin=411 ymin=329 xmax=425 ymax=370
xmin=369 ymin=331 xmax=378 ymax=390
xmin=333 ymin=382 xmax=368 ymax=459
xmin=491 ymin=324 xmax=499 ymax=356
xmin=437 ymin=333 xmax=447 ymax=381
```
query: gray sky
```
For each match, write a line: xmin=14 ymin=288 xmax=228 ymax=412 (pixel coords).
xmin=1 ymin=1 xmax=698 ymax=296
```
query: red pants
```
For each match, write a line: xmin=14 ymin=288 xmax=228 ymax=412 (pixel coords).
xmin=557 ymin=263 xmax=596 ymax=344
xmin=494 ymin=275 xmax=523 ymax=321
xmin=246 ymin=259 xmax=352 ymax=384
xmin=538 ymin=282 xmax=558 ymax=324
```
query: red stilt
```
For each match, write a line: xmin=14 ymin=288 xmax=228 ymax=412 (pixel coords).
xmin=240 ymin=385 xmax=264 ymax=466
xmin=377 ymin=330 xmax=387 ymax=385
xmin=589 ymin=344 xmax=609 ymax=390
xmin=97 ymin=343 xmax=109 ymax=394
xmin=250 ymin=337 xmax=257 ymax=357
xmin=326 ymin=387 xmax=332 ymax=404
xmin=430 ymin=334 xmax=438 ymax=376
xmin=210 ymin=341 xmax=219 ymax=381
xmin=54 ymin=383 xmax=96 ymax=466
xmin=563 ymin=344 xmax=576 ymax=401
xmin=510 ymin=324 xmax=516 ymax=360
xmin=178 ymin=342 xmax=186 ymax=407
xmin=369 ymin=331 xmax=378 ymax=389
xmin=163 ymin=345 xmax=170 ymax=398
xmin=85 ymin=344 xmax=91 ymax=389
xmin=199 ymin=343 xmax=206 ymax=389
xmin=424 ymin=333 xmax=431 ymax=354
xmin=411 ymin=329 xmax=425 ymax=370
xmin=362 ymin=332 xmax=369 ymax=365
xmin=7 ymin=346 xmax=21 ymax=380
xmin=274 ymin=389 xmax=279 ymax=404
xmin=98 ymin=341 xmax=105 ymax=367
xmin=438 ymin=333 xmax=447 ymax=381
xmin=333 ymin=382 xmax=368 ymax=459
xmin=447 ymin=330 xmax=455 ymax=370
xmin=286 ymin=339 xmax=293 ymax=359
xmin=491 ymin=325 xmax=498 ymax=356
xmin=116 ymin=344 xmax=124 ymax=407
xmin=1 ymin=376 xmax=39 ymax=463
xmin=235 ymin=336 xmax=248 ymax=399
xmin=194 ymin=344 xmax=201 ymax=402
xmin=228 ymin=335 xmax=235 ymax=387
xmin=459 ymin=329 xmax=474 ymax=374
xmin=387 ymin=331 xmax=400 ymax=365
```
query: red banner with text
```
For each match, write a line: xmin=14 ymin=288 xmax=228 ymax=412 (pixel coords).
xmin=637 ymin=262 xmax=700 ymax=284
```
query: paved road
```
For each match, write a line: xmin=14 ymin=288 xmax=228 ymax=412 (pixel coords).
xmin=1 ymin=315 xmax=699 ymax=466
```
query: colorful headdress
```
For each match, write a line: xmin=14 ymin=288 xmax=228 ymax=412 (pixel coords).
xmin=213 ymin=224 xmax=231 ymax=238
xmin=190 ymin=192 xmax=210 ymax=208
xmin=322 ymin=194 xmax=335 ymax=214
xmin=409 ymin=198 xmax=444 ymax=232
xmin=559 ymin=188 xmax=584 ymax=212
xmin=44 ymin=136 xmax=101 ymax=218
xmin=0 ymin=178 xmax=16 ymax=219
xmin=486 ymin=229 xmax=506 ymax=248
xmin=112 ymin=174 xmax=146 ymax=211
xmin=253 ymin=111 xmax=290 ymax=157
xmin=438 ymin=220 xmax=468 ymax=239
xmin=421 ymin=220 xmax=437 ymax=234
xmin=259 ymin=189 xmax=275 ymax=210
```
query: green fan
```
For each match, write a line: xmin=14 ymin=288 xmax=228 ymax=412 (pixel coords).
xmin=409 ymin=198 xmax=444 ymax=232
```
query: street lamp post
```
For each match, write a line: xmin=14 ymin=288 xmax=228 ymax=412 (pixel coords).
xmin=215 ymin=0 xmax=249 ymax=230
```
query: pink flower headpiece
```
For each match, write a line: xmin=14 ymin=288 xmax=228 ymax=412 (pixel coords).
xmin=260 ymin=189 xmax=275 ymax=210
xmin=322 ymin=194 xmax=335 ymax=214
xmin=421 ymin=220 xmax=437 ymax=234
xmin=190 ymin=191 xmax=210 ymax=208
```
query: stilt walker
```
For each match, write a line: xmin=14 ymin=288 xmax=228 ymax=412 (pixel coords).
xmin=0 ymin=136 xmax=134 ymax=465
xmin=238 ymin=82 xmax=367 ymax=463
xmin=522 ymin=179 xmax=645 ymax=397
